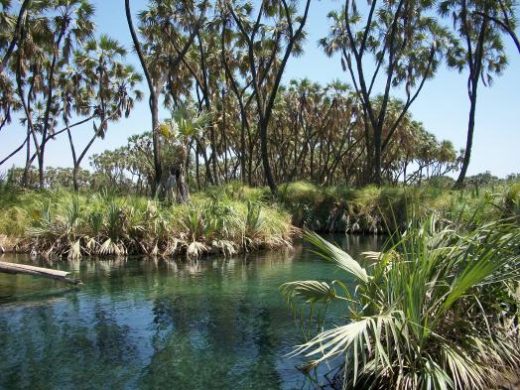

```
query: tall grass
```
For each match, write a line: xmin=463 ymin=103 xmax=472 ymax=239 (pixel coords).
xmin=1 ymin=180 xmax=517 ymax=259
xmin=282 ymin=221 xmax=520 ymax=389
xmin=0 ymin=186 xmax=293 ymax=259
xmin=278 ymin=181 xmax=517 ymax=234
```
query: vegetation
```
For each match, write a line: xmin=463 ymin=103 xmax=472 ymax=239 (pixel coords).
xmin=1 ymin=0 xmax=518 ymax=194
xmin=278 ymin=178 xmax=519 ymax=233
xmin=0 ymin=184 xmax=293 ymax=259
xmin=1 ymin=177 xmax=518 ymax=259
xmin=0 ymin=0 xmax=519 ymax=388
xmin=81 ymin=86 xmax=460 ymax=194
xmin=282 ymin=222 xmax=520 ymax=389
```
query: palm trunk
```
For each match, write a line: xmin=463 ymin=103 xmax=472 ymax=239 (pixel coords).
xmin=455 ymin=16 xmax=488 ymax=189
xmin=72 ymin=165 xmax=80 ymax=192
xmin=455 ymin=86 xmax=478 ymax=188
xmin=125 ymin=0 xmax=162 ymax=193
xmin=259 ymin=119 xmax=277 ymax=194
xmin=22 ymin=128 xmax=31 ymax=187
xmin=151 ymin=87 xmax=162 ymax=192
xmin=373 ymin=126 xmax=382 ymax=186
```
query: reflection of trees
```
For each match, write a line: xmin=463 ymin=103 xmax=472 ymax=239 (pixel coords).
xmin=93 ymin=305 xmax=136 ymax=366
xmin=0 ymin=297 xmax=138 ymax=388
xmin=139 ymin=249 xmax=299 ymax=389
xmin=0 ymin=237 xmax=381 ymax=389
xmin=141 ymin=291 xmax=283 ymax=389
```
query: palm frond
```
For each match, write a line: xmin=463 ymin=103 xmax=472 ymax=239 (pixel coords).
xmin=304 ymin=230 xmax=369 ymax=283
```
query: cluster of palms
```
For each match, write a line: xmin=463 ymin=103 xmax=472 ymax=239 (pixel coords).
xmin=1 ymin=0 xmax=518 ymax=197
xmin=0 ymin=0 xmax=142 ymax=191
xmin=87 ymin=81 xmax=460 ymax=195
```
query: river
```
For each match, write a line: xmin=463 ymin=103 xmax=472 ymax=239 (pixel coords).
xmin=0 ymin=235 xmax=383 ymax=389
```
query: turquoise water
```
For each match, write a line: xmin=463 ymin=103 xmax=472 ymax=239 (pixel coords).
xmin=0 ymin=235 xmax=383 ymax=389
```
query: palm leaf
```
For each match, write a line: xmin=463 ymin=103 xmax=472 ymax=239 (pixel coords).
xmin=304 ymin=230 xmax=369 ymax=283
xmin=281 ymin=280 xmax=337 ymax=304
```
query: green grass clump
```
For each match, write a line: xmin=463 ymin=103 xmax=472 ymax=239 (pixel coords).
xmin=0 ymin=187 xmax=293 ymax=259
xmin=283 ymin=220 xmax=520 ymax=389
xmin=276 ymin=181 xmax=517 ymax=234
xmin=503 ymin=182 xmax=520 ymax=220
xmin=1 ymin=180 xmax=517 ymax=258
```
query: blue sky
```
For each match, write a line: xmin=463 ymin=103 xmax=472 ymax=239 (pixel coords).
xmin=2 ymin=0 xmax=519 ymax=177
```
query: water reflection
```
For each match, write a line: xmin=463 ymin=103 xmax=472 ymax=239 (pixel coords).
xmin=0 ymin=236 xmax=383 ymax=389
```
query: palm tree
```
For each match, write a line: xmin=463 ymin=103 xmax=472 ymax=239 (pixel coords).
xmin=63 ymin=35 xmax=142 ymax=191
xmin=158 ymin=105 xmax=211 ymax=203
xmin=321 ymin=0 xmax=450 ymax=186
xmin=125 ymin=0 xmax=207 ymax=194
xmin=12 ymin=0 xmax=95 ymax=189
xmin=475 ymin=0 xmax=520 ymax=54
xmin=0 ymin=0 xmax=46 ymax=168
xmin=0 ymin=0 xmax=31 ymax=75
xmin=227 ymin=0 xmax=312 ymax=194
xmin=440 ymin=0 xmax=510 ymax=188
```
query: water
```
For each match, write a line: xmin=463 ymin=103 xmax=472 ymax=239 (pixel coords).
xmin=0 ymin=235 xmax=383 ymax=390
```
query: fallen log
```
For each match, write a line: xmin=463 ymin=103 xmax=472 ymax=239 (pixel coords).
xmin=0 ymin=261 xmax=81 ymax=285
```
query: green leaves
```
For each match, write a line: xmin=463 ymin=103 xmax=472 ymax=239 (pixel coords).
xmin=304 ymin=230 xmax=369 ymax=283
xmin=284 ymin=221 xmax=520 ymax=388
xmin=281 ymin=280 xmax=337 ymax=304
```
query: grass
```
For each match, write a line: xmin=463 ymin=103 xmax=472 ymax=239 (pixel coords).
xmin=277 ymin=180 xmax=518 ymax=233
xmin=1 ymin=179 xmax=518 ymax=259
xmin=0 ymin=185 xmax=294 ymax=259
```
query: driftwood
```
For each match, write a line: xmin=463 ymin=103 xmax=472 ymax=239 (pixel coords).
xmin=0 ymin=261 xmax=81 ymax=285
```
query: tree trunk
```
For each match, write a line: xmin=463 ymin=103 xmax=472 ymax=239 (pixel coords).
xmin=150 ymin=88 xmax=162 ymax=193
xmin=454 ymin=17 xmax=488 ymax=189
xmin=373 ymin=126 xmax=382 ymax=186
xmin=176 ymin=166 xmax=189 ymax=204
xmin=37 ymin=154 xmax=44 ymax=189
xmin=125 ymin=0 xmax=162 ymax=193
xmin=455 ymin=87 xmax=478 ymax=188
xmin=259 ymin=120 xmax=277 ymax=194
xmin=72 ymin=165 xmax=79 ymax=192
xmin=240 ymin=116 xmax=247 ymax=183
xmin=0 ymin=0 xmax=31 ymax=74
xmin=195 ymin=143 xmax=201 ymax=190
xmin=22 ymin=129 xmax=31 ymax=187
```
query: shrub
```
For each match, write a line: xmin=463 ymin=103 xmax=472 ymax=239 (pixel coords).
xmin=282 ymin=221 xmax=520 ymax=389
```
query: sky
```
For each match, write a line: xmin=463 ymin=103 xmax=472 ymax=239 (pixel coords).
xmin=1 ymin=0 xmax=519 ymax=177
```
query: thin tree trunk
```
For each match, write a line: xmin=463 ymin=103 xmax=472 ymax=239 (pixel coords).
xmin=0 ymin=0 xmax=31 ymax=74
xmin=259 ymin=120 xmax=277 ymax=193
xmin=455 ymin=15 xmax=488 ymax=189
xmin=373 ymin=127 xmax=382 ymax=185
xmin=125 ymin=0 xmax=162 ymax=192
xmin=195 ymin=143 xmax=201 ymax=190
xmin=455 ymin=87 xmax=478 ymax=188
xmin=22 ymin=127 xmax=31 ymax=186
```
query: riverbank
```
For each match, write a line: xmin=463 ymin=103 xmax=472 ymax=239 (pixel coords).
xmin=0 ymin=186 xmax=294 ymax=259
xmin=1 ymin=180 xmax=518 ymax=259
xmin=278 ymin=180 xmax=519 ymax=233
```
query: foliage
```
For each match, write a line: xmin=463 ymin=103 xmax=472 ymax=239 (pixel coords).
xmin=320 ymin=0 xmax=456 ymax=184
xmin=85 ymin=82 xmax=460 ymax=195
xmin=277 ymin=180 xmax=519 ymax=234
xmin=0 ymin=185 xmax=293 ymax=258
xmin=282 ymin=222 xmax=520 ymax=389
xmin=1 ymin=0 xmax=475 ymax=194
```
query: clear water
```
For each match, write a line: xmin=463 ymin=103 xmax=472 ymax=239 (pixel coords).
xmin=0 ymin=235 xmax=383 ymax=390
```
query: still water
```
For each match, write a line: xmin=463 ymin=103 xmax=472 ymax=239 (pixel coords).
xmin=0 ymin=235 xmax=383 ymax=390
